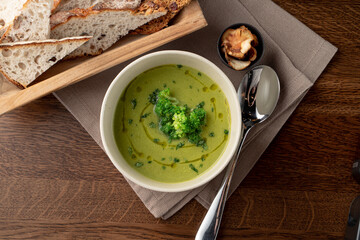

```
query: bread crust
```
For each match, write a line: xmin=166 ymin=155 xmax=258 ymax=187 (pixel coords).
xmin=51 ymin=3 xmax=167 ymax=30
xmin=0 ymin=36 xmax=91 ymax=49
xmin=0 ymin=70 xmax=24 ymax=89
xmin=52 ymin=0 xmax=62 ymax=12
xmin=132 ymin=0 xmax=192 ymax=34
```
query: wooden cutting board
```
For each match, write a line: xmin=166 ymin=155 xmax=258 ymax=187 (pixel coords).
xmin=0 ymin=1 xmax=207 ymax=116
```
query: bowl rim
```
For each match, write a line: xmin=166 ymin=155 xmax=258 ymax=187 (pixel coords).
xmin=217 ymin=23 xmax=265 ymax=71
xmin=100 ymin=50 xmax=242 ymax=192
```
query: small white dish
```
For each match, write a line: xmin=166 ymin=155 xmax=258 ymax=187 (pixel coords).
xmin=100 ymin=50 xmax=242 ymax=192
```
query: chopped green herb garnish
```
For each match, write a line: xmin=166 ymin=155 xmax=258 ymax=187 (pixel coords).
xmin=148 ymin=161 xmax=152 ymax=164
xmin=189 ymin=164 xmax=198 ymax=173
xmin=149 ymin=122 xmax=156 ymax=128
xmin=177 ymin=64 xmax=183 ymax=68
xmin=176 ymin=142 xmax=185 ymax=150
xmin=209 ymin=132 xmax=215 ymax=137
xmin=161 ymin=157 xmax=165 ymax=161
xmin=211 ymin=107 xmax=214 ymax=112
xmin=201 ymin=156 xmax=205 ymax=161
xmin=135 ymin=162 xmax=143 ymax=167
xmin=162 ymin=166 xmax=166 ymax=170
xmin=198 ymin=72 xmax=202 ymax=76
xmin=195 ymin=139 xmax=208 ymax=150
xmin=224 ymin=129 xmax=229 ymax=135
xmin=141 ymin=112 xmax=150 ymax=119
xmin=131 ymin=99 xmax=137 ymax=109
xmin=197 ymin=101 xmax=205 ymax=108
xmin=200 ymin=163 xmax=203 ymax=168
xmin=148 ymin=89 xmax=160 ymax=104
xmin=163 ymin=84 xmax=167 ymax=88
xmin=172 ymin=80 xmax=176 ymax=84
xmin=128 ymin=119 xmax=133 ymax=124
xmin=174 ymin=158 xmax=180 ymax=163
xmin=189 ymin=85 xmax=193 ymax=89
xmin=131 ymin=154 xmax=136 ymax=159
xmin=128 ymin=147 xmax=133 ymax=155
xmin=153 ymin=138 xmax=160 ymax=143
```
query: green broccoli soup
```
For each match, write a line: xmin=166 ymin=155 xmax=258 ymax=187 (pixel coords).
xmin=113 ymin=64 xmax=231 ymax=183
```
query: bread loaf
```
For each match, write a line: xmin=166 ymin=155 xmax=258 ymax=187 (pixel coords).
xmin=0 ymin=36 xmax=91 ymax=88
xmin=50 ymin=2 xmax=167 ymax=58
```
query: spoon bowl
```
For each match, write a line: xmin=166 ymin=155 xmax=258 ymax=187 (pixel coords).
xmin=196 ymin=65 xmax=280 ymax=240
xmin=239 ymin=65 xmax=280 ymax=127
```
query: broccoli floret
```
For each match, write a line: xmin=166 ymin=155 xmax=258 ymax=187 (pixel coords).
xmin=172 ymin=112 xmax=188 ymax=138
xmin=189 ymin=108 xmax=206 ymax=129
xmin=149 ymin=88 xmax=208 ymax=148
xmin=158 ymin=88 xmax=170 ymax=98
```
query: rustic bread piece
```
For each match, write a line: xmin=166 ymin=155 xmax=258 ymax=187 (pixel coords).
xmin=0 ymin=36 xmax=91 ymax=88
xmin=132 ymin=0 xmax=192 ymax=34
xmin=0 ymin=0 xmax=28 ymax=29
xmin=0 ymin=0 xmax=28 ymax=40
xmin=0 ymin=0 xmax=53 ymax=43
xmin=53 ymin=0 xmax=141 ymax=13
xmin=50 ymin=3 xmax=167 ymax=58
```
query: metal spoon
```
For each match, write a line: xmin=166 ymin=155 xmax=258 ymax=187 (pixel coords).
xmin=195 ymin=65 xmax=280 ymax=240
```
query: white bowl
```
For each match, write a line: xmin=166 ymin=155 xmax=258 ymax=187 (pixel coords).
xmin=100 ymin=50 xmax=241 ymax=192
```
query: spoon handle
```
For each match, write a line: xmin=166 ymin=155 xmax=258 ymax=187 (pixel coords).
xmin=195 ymin=128 xmax=250 ymax=240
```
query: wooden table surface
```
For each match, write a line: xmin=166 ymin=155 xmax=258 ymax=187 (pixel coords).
xmin=1 ymin=1 xmax=359 ymax=239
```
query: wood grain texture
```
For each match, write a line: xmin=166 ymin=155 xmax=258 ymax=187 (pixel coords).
xmin=0 ymin=0 xmax=207 ymax=116
xmin=0 ymin=0 xmax=360 ymax=239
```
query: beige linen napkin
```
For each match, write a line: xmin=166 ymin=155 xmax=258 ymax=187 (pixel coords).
xmin=54 ymin=0 xmax=337 ymax=219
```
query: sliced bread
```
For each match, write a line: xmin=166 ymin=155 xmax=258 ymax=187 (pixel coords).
xmin=53 ymin=0 xmax=141 ymax=13
xmin=50 ymin=2 xmax=167 ymax=58
xmin=132 ymin=0 xmax=192 ymax=34
xmin=0 ymin=36 xmax=91 ymax=88
xmin=0 ymin=0 xmax=53 ymax=43
xmin=0 ymin=0 xmax=28 ymax=29
xmin=0 ymin=0 xmax=28 ymax=38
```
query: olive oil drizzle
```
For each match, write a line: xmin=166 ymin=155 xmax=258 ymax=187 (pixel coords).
xmin=126 ymin=135 xmax=143 ymax=157
xmin=153 ymin=159 xmax=176 ymax=167
xmin=141 ymin=134 xmax=229 ymax=168
xmin=211 ymin=98 xmax=217 ymax=120
xmin=180 ymin=134 xmax=228 ymax=164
